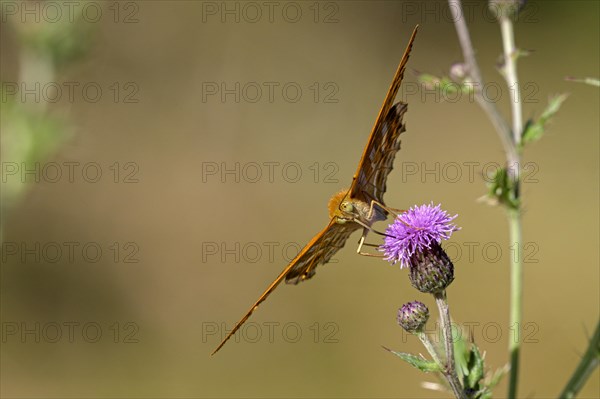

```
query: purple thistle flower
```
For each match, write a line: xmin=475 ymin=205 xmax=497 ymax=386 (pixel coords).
xmin=380 ymin=203 xmax=459 ymax=268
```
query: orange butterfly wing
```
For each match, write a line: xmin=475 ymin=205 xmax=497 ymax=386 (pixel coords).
xmin=211 ymin=219 xmax=359 ymax=355
xmin=349 ymin=26 xmax=418 ymax=204
xmin=287 ymin=26 xmax=418 ymax=287
xmin=211 ymin=26 xmax=418 ymax=355
xmin=285 ymin=220 xmax=360 ymax=284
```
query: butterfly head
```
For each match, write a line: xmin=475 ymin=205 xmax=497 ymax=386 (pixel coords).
xmin=328 ymin=189 xmax=358 ymax=224
xmin=336 ymin=201 xmax=355 ymax=224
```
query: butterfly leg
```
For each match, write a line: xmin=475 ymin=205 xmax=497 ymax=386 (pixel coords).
xmin=387 ymin=207 xmax=406 ymax=214
xmin=367 ymin=199 xmax=405 ymax=220
xmin=366 ymin=200 xmax=417 ymax=230
xmin=358 ymin=244 xmax=385 ymax=258
xmin=356 ymin=230 xmax=385 ymax=257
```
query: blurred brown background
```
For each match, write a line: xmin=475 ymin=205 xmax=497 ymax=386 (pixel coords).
xmin=1 ymin=1 xmax=598 ymax=398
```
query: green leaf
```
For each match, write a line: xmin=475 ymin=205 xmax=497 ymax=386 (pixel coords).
xmin=417 ymin=74 xmax=464 ymax=95
xmin=565 ymin=76 xmax=600 ymax=87
xmin=417 ymin=73 xmax=443 ymax=89
xmin=521 ymin=94 xmax=568 ymax=146
xmin=487 ymin=365 xmax=509 ymax=390
xmin=469 ymin=365 xmax=508 ymax=399
xmin=382 ymin=346 xmax=441 ymax=373
xmin=0 ymin=96 xmax=69 ymax=207
xmin=453 ymin=329 xmax=469 ymax=380
xmin=485 ymin=167 xmax=519 ymax=210
xmin=478 ymin=391 xmax=493 ymax=399
xmin=466 ymin=344 xmax=485 ymax=389
xmin=515 ymin=48 xmax=533 ymax=59
xmin=17 ymin=12 xmax=95 ymax=69
xmin=558 ymin=321 xmax=600 ymax=399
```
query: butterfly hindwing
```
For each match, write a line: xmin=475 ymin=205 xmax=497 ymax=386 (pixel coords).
xmin=285 ymin=219 xmax=361 ymax=284
xmin=210 ymin=219 xmax=358 ymax=355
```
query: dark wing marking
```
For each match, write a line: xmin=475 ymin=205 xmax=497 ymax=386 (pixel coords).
xmin=285 ymin=220 xmax=360 ymax=284
xmin=350 ymin=103 xmax=407 ymax=204
xmin=349 ymin=25 xmax=417 ymax=204
xmin=211 ymin=218 xmax=359 ymax=355
xmin=212 ymin=26 xmax=419 ymax=355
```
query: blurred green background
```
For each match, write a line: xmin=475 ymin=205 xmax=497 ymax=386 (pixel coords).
xmin=1 ymin=1 xmax=598 ymax=398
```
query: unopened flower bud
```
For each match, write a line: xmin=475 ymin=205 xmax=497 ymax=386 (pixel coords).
xmin=398 ymin=301 xmax=429 ymax=333
xmin=408 ymin=242 xmax=455 ymax=294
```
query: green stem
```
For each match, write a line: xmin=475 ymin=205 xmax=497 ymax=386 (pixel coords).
xmin=434 ymin=291 xmax=467 ymax=399
xmin=447 ymin=0 xmax=515 ymax=163
xmin=558 ymin=321 xmax=600 ymax=399
xmin=499 ymin=13 xmax=523 ymax=399
xmin=507 ymin=209 xmax=522 ymax=399
xmin=499 ymin=16 xmax=523 ymax=147
xmin=417 ymin=331 xmax=465 ymax=398
xmin=417 ymin=331 xmax=444 ymax=369
xmin=451 ymin=2 xmax=524 ymax=397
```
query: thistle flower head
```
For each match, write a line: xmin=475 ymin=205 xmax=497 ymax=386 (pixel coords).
xmin=380 ymin=203 xmax=459 ymax=268
xmin=397 ymin=301 xmax=429 ymax=333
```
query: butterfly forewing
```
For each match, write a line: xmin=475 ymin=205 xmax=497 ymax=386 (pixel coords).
xmin=350 ymin=102 xmax=408 ymax=204
xmin=349 ymin=26 xmax=417 ymax=204
xmin=211 ymin=26 xmax=418 ymax=355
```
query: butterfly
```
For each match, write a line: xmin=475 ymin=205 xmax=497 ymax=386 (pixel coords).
xmin=212 ymin=26 xmax=418 ymax=355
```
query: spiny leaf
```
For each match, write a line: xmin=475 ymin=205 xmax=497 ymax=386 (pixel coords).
xmin=466 ymin=344 xmax=485 ymax=389
xmin=565 ymin=76 xmax=600 ymax=87
xmin=417 ymin=73 xmax=464 ymax=95
xmin=521 ymin=94 xmax=568 ymax=146
xmin=515 ymin=48 xmax=533 ymax=59
xmin=485 ymin=167 xmax=519 ymax=210
xmin=487 ymin=365 xmax=509 ymax=390
xmin=470 ymin=365 xmax=509 ymax=399
xmin=479 ymin=391 xmax=493 ymax=399
xmin=453 ymin=329 xmax=469 ymax=380
xmin=382 ymin=346 xmax=441 ymax=373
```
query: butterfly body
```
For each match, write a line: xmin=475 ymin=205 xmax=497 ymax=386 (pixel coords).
xmin=211 ymin=26 xmax=419 ymax=355
xmin=327 ymin=189 xmax=387 ymax=226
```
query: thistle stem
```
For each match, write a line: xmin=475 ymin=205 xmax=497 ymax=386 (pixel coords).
xmin=499 ymin=13 xmax=523 ymax=399
xmin=447 ymin=0 xmax=516 ymax=164
xmin=448 ymin=1 xmax=524 ymax=397
xmin=558 ymin=321 xmax=600 ymax=399
xmin=416 ymin=331 xmax=444 ymax=368
xmin=434 ymin=291 xmax=467 ymax=399
xmin=417 ymin=331 xmax=465 ymax=398
xmin=499 ymin=16 xmax=523 ymax=147
xmin=507 ymin=209 xmax=523 ymax=399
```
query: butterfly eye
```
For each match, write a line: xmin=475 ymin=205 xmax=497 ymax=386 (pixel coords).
xmin=341 ymin=202 xmax=353 ymax=212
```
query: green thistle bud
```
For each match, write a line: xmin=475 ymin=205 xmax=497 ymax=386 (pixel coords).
xmin=408 ymin=242 xmax=454 ymax=294
xmin=397 ymin=301 xmax=429 ymax=333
